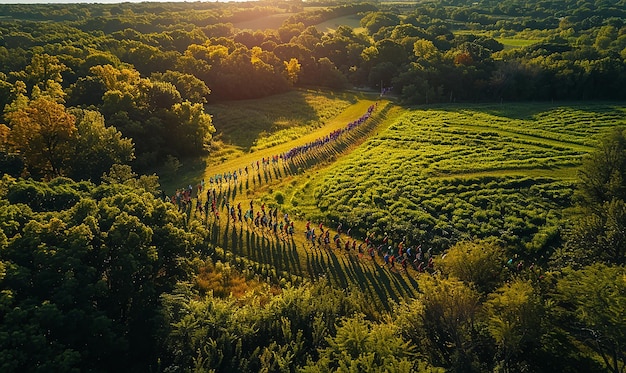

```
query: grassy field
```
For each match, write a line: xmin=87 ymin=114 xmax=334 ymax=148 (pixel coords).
xmin=232 ymin=9 xmax=365 ymax=33
xmin=287 ymin=102 xmax=626 ymax=255
xmin=166 ymin=94 xmax=626 ymax=310
xmin=159 ymin=89 xmax=364 ymax=195
xmin=234 ymin=12 xmax=295 ymax=31
xmin=314 ymin=14 xmax=365 ymax=33
xmin=453 ymin=29 xmax=542 ymax=50
xmin=497 ymin=37 xmax=542 ymax=50
xmin=207 ymin=89 xmax=358 ymax=158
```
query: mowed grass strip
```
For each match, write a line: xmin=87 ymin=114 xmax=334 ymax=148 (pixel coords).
xmin=202 ymin=94 xmax=378 ymax=180
xmin=179 ymin=100 xmax=417 ymax=311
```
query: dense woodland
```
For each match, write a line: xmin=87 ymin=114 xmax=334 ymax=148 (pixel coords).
xmin=0 ymin=1 xmax=625 ymax=372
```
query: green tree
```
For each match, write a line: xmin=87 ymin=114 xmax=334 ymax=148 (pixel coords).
xmin=67 ymin=109 xmax=134 ymax=181
xmin=561 ymin=128 xmax=626 ymax=266
xmin=578 ymin=128 xmax=626 ymax=206
xmin=556 ymin=264 xmax=626 ymax=373
xmin=23 ymin=53 xmax=68 ymax=93
xmin=151 ymin=70 xmax=210 ymax=104
xmin=398 ymin=275 xmax=485 ymax=372
xmin=485 ymin=279 xmax=544 ymax=372
xmin=168 ymin=101 xmax=215 ymax=156
xmin=439 ymin=240 xmax=506 ymax=294
xmin=360 ymin=12 xmax=401 ymax=36
xmin=301 ymin=315 xmax=442 ymax=373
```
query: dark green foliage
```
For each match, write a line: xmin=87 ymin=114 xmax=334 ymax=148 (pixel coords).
xmin=0 ymin=176 xmax=196 ymax=372
xmin=554 ymin=264 xmax=626 ymax=373
xmin=160 ymin=282 xmax=371 ymax=372
xmin=578 ymin=128 xmax=626 ymax=206
xmin=560 ymin=128 xmax=626 ymax=267
xmin=0 ymin=151 xmax=23 ymax=177
xmin=6 ymin=177 xmax=88 ymax=211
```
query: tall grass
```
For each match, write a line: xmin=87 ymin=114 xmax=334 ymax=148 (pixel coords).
xmin=289 ymin=102 xmax=626 ymax=253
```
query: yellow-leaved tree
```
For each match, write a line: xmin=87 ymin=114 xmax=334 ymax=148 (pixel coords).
xmin=7 ymin=97 xmax=76 ymax=178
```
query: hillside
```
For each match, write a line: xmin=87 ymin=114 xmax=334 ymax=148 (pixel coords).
xmin=1 ymin=0 xmax=626 ymax=371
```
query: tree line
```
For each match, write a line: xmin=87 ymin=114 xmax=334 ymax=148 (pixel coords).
xmin=1 ymin=0 xmax=625 ymax=179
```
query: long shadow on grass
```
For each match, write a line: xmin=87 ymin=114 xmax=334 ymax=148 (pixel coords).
xmin=321 ymin=248 xmax=350 ymax=289
xmin=386 ymin=269 xmax=418 ymax=299
xmin=304 ymin=248 xmax=328 ymax=280
xmin=357 ymin=261 xmax=395 ymax=311
xmin=340 ymin=255 xmax=374 ymax=295
xmin=222 ymin=219 xmax=230 ymax=250
xmin=284 ymin=239 xmax=302 ymax=275
xmin=371 ymin=265 xmax=403 ymax=306
xmin=207 ymin=91 xmax=325 ymax=151
xmin=341 ymin=255 xmax=406 ymax=311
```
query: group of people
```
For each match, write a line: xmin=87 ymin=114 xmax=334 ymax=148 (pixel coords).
xmin=167 ymin=101 xmax=438 ymax=274
xmin=302 ymin=221 xmax=434 ymax=274
xmin=282 ymin=104 xmax=376 ymax=161
xmin=192 ymin=103 xmax=378 ymax=193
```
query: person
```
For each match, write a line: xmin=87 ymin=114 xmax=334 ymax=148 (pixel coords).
xmin=401 ymin=256 xmax=408 ymax=272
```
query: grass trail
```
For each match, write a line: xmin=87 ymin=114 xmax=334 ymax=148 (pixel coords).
xmin=201 ymin=99 xmax=378 ymax=178
xmin=180 ymin=99 xmax=422 ymax=311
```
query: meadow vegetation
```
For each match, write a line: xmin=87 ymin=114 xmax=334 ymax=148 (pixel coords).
xmin=289 ymin=103 xmax=626 ymax=256
xmin=207 ymin=89 xmax=357 ymax=157
xmin=0 ymin=0 xmax=625 ymax=372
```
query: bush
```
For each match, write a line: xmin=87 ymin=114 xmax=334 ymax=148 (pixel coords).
xmin=275 ymin=191 xmax=285 ymax=205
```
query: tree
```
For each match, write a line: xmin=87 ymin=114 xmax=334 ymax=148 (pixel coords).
xmin=301 ymin=315 xmax=442 ymax=373
xmin=0 ymin=176 xmax=197 ymax=371
xmin=67 ymin=109 xmax=134 ymax=182
xmin=439 ymin=239 xmax=506 ymax=294
xmin=413 ymin=275 xmax=485 ymax=371
xmin=360 ymin=12 xmax=401 ymax=36
xmin=23 ymin=53 xmax=67 ymax=93
xmin=578 ymin=128 xmax=626 ymax=206
xmin=151 ymin=70 xmax=210 ymax=104
xmin=284 ymin=57 xmax=301 ymax=85
xmin=556 ymin=264 xmax=626 ymax=373
xmin=485 ymin=279 xmax=544 ymax=372
xmin=6 ymin=97 xmax=76 ymax=178
xmin=156 ymin=101 xmax=215 ymax=157
xmin=560 ymin=128 xmax=626 ymax=266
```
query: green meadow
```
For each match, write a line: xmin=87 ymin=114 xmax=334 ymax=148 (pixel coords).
xmin=283 ymin=102 xmax=625 ymax=254
xmin=184 ymin=96 xmax=626 ymax=310
xmin=496 ymin=37 xmax=542 ymax=49
xmin=314 ymin=14 xmax=365 ymax=33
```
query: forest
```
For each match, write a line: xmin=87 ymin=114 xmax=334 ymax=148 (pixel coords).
xmin=0 ymin=0 xmax=625 ymax=372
